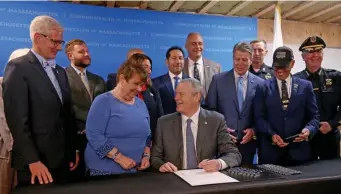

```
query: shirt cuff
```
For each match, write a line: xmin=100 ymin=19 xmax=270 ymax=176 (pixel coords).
xmin=218 ymin=159 xmax=228 ymax=170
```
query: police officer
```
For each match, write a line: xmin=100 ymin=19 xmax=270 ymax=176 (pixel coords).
xmin=295 ymin=36 xmax=341 ymax=160
xmin=249 ymin=40 xmax=274 ymax=80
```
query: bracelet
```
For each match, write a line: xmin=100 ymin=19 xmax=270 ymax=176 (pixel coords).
xmin=112 ymin=150 xmax=121 ymax=160
xmin=143 ymin=153 xmax=150 ymax=158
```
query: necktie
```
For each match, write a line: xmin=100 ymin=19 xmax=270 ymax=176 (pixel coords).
xmin=80 ymin=72 xmax=92 ymax=100
xmin=186 ymin=119 xmax=197 ymax=169
xmin=281 ymin=80 xmax=289 ymax=110
xmin=174 ymin=76 xmax=179 ymax=95
xmin=43 ymin=61 xmax=63 ymax=103
xmin=237 ymin=76 xmax=244 ymax=111
xmin=193 ymin=63 xmax=200 ymax=82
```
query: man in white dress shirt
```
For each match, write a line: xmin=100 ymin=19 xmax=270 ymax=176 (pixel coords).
xmin=183 ymin=32 xmax=221 ymax=98
xmin=151 ymin=78 xmax=241 ymax=172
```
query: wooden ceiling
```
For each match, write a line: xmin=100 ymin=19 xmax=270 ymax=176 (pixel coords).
xmin=59 ymin=1 xmax=341 ymax=24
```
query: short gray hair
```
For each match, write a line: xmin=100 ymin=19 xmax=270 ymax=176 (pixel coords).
xmin=29 ymin=15 xmax=63 ymax=41
xmin=233 ymin=42 xmax=253 ymax=58
xmin=179 ymin=78 xmax=204 ymax=98
xmin=8 ymin=48 xmax=30 ymax=62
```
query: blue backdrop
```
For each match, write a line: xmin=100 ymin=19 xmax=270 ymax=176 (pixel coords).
xmin=0 ymin=1 xmax=257 ymax=78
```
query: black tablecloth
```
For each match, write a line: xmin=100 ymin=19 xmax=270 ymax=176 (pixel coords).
xmin=12 ymin=159 xmax=341 ymax=194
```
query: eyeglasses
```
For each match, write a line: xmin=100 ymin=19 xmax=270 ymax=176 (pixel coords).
xmin=39 ymin=33 xmax=65 ymax=47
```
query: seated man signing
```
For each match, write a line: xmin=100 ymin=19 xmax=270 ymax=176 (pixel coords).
xmin=151 ymin=78 xmax=241 ymax=172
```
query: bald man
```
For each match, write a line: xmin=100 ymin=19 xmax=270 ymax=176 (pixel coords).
xmin=106 ymin=48 xmax=144 ymax=90
xmin=183 ymin=32 xmax=221 ymax=98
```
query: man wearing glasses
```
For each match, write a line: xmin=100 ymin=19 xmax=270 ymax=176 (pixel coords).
xmin=295 ymin=36 xmax=341 ymax=160
xmin=3 ymin=15 xmax=79 ymax=186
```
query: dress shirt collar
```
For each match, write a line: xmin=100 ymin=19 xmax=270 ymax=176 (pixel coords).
xmin=188 ymin=56 xmax=203 ymax=66
xmin=234 ymin=70 xmax=249 ymax=81
xmin=71 ymin=64 xmax=87 ymax=75
xmin=31 ymin=49 xmax=56 ymax=68
xmin=276 ymin=74 xmax=292 ymax=85
xmin=169 ymin=71 xmax=182 ymax=80
xmin=181 ymin=107 xmax=200 ymax=125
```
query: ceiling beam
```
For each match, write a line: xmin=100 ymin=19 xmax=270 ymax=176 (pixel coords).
xmin=300 ymin=2 xmax=341 ymax=22
xmin=139 ymin=0 xmax=149 ymax=9
xmin=282 ymin=1 xmax=318 ymax=19
xmin=106 ymin=1 xmax=115 ymax=7
xmin=251 ymin=1 xmax=285 ymax=18
xmin=226 ymin=1 xmax=253 ymax=16
xmin=197 ymin=1 xmax=219 ymax=14
xmin=169 ymin=1 xmax=185 ymax=12
xmin=324 ymin=15 xmax=341 ymax=23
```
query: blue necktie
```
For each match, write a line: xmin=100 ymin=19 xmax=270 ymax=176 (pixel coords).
xmin=186 ymin=119 xmax=197 ymax=169
xmin=174 ymin=76 xmax=179 ymax=95
xmin=43 ymin=60 xmax=63 ymax=103
xmin=237 ymin=76 xmax=244 ymax=111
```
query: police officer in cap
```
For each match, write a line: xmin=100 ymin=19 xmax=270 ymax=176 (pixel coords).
xmin=295 ymin=36 xmax=341 ymax=160
xmin=249 ymin=40 xmax=274 ymax=80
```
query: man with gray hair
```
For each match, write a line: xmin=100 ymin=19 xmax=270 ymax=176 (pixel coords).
xmin=206 ymin=42 xmax=264 ymax=164
xmin=3 ymin=15 xmax=79 ymax=186
xmin=151 ymin=78 xmax=241 ymax=172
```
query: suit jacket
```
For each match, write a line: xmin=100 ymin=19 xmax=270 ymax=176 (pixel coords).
xmin=151 ymin=108 xmax=241 ymax=170
xmin=106 ymin=73 xmax=116 ymax=90
xmin=105 ymin=73 xmax=163 ymax=139
xmin=66 ymin=66 xmax=106 ymax=132
xmin=184 ymin=57 xmax=221 ymax=97
xmin=0 ymin=77 xmax=12 ymax=160
xmin=254 ymin=76 xmax=320 ymax=163
xmin=2 ymin=51 xmax=77 ymax=170
xmin=66 ymin=66 xmax=106 ymax=151
xmin=152 ymin=73 xmax=190 ymax=115
xmin=206 ymin=70 xmax=264 ymax=140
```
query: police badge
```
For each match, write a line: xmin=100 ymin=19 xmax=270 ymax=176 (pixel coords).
xmin=265 ymin=73 xmax=272 ymax=80
xmin=325 ymin=78 xmax=332 ymax=86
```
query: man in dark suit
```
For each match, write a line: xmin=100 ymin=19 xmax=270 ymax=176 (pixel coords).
xmin=183 ymin=32 xmax=221 ymax=98
xmin=65 ymin=39 xmax=106 ymax=180
xmin=2 ymin=15 xmax=79 ymax=185
xmin=153 ymin=46 xmax=189 ymax=115
xmin=254 ymin=46 xmax=319 ymax=166
xmin=295 ymin=36 xmax=341 ymax=160
xmin=151 ymin=78 xmax=241 ymax=172
xmin=106 ymin=48 xmax=144 ymax=90
xmin=206 ymin=42 xmax=264 ymax=164
xmin=249 ymin=40 xmax=274 ymax=80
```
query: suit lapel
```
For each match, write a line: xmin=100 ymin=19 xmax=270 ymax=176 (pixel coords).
xmin=287 ymin=76 xmax=299 ymax=112
xmin=184 ymin=58 xmax=189 ymax=75
xmin=68 ymin=66 xmax=92 ymax=102
xmin=28 ymin=51 xmax=61 ymax=104
xmin=86 ymin=71 xmax=95 ymax=100
xmin=172 ymin=113 xmax=183 ymax=166
xmin=228 ymin=70 xmax=239 ymax=113
xmin=162 ymin=74 xmax=174 ymax=98
xmin=196 ymin=109 xmax=208 ymax=161
xmin=203 ymin=58 xmax=211 ymax=92
xmin=241 ymin=73 xmax=255 ymax=114
xmin=269 ymin=77 xmax=283 ymax=112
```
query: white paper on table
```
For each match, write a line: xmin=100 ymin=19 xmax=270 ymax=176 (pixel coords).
xmin=174 ymin=169 xmax=239 ymax=186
